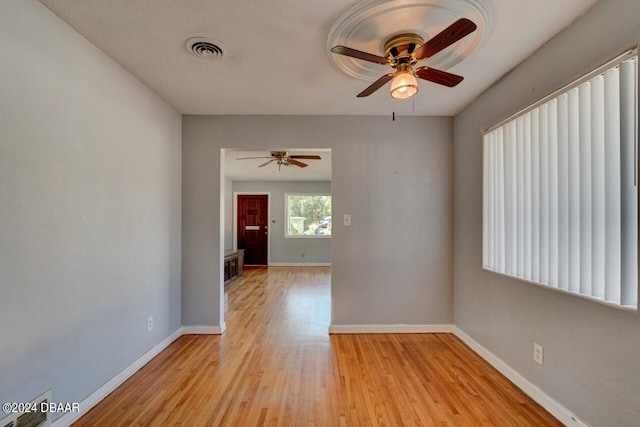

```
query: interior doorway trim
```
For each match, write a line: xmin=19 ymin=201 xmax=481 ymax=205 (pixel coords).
xmin=233 ymin=191 xmax=271 ymax=265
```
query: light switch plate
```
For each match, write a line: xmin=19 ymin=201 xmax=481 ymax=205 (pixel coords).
xmin=343 ymin=214 xmax=351 ymax=226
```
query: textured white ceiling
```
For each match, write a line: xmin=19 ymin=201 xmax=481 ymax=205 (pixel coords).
xmin=39 ymin=0 xmax=598 ymax=181
xmin=39 ymin=0 xmax=599 ymax=117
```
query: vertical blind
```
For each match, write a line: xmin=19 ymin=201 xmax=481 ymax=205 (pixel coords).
xmin=482 ymin=51 xmax=638 ymax=310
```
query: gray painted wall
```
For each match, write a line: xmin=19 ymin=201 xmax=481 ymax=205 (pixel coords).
xmin=13 ymin=0 xmax=632 ymax=423
xmin=231 ymin=181 xmax=331 ymax=264
xmin=183 ymin=115 xmax=453 ymax=327
xmin=0 ymin=0 xmax=182 ymax=418
xmin=453 ymin=0 xmax=640 ymax=425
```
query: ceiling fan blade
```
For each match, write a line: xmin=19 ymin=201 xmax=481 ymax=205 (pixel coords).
xmin=259 ymin=159 xmax=276 ymax=167
xmin=414 ymin=18 xmax=477 ymax=60
xmin=287 ymin=159 xmax=308 ymax=168
xmin=237 ymin=156 xmax=272 ymax=160
xmin=357 ymin=73 xmax=394 ymax=97
xmin=331 ymin=45 xmax=389 ymax=65
xmin=415 ymin=67 xmax=464 ymax=87
xmin=289 ymin=155 xmax=321 ymax=160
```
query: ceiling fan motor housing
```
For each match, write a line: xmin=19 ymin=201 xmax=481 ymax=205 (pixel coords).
xmin=384 ymin=33 xmax=424 ymax=68
xmin=270 ymin=150 xmax=288 ymax=158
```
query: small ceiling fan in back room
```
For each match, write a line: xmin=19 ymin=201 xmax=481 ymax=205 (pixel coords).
xmin=236 ymin=151 xmax=322 ymax=171
xmin=330 ymin=18 xmax=477 ymax=102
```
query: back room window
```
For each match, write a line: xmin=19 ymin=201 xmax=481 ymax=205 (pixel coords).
xmin=285 ymin=193 xmax=332 ymax=238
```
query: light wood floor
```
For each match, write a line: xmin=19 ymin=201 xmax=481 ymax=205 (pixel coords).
xmin=73 ymin=267 xmax=561 ymax=426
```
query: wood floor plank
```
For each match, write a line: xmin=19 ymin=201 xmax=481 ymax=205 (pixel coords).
xmin=73 ymin=266 xmax=562 ymax=426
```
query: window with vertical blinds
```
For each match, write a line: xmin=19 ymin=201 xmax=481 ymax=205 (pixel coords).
xmin=482 ymin=49 xmax=638 ymax=310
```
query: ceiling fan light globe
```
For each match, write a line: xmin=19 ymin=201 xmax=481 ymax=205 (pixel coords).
xmin=390 ymin=71 xmax=418 ymax=99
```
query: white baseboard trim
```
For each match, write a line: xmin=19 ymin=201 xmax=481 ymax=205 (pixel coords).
xmin=328 ymin=324 xmax=455 ymax=334
xmin=52 ymin=327 xmax=183 ymax=427
xmin=454 ymin=327 xmax=588 ymax=427
xmin=182 ymin=325 xmax=224 ymax=335
xmin=268 ymin=262 xmax=331 ymax=267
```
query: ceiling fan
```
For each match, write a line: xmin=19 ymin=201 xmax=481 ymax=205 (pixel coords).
xmin=236 ymin=151 xmax=322 ymax=171
xmin=330 ymin=18 xmax=477 ymax=99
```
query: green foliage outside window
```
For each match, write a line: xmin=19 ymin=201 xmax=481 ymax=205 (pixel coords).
xmin=286 ymin=194 xmax=331 ymax=237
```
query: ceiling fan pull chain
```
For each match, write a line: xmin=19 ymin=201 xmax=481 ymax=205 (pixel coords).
xmin=392 ymin=99 xmax=396 ymax=121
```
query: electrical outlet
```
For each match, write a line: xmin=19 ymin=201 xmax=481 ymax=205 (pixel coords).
xmin=534 ymin=343 xmax=544 ymax=366
xmin=147 ymin=316 xmax=153 ymax=332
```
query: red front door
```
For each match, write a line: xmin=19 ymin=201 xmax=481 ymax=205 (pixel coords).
xmin=237 ymin=195 xmax=268 ymax=265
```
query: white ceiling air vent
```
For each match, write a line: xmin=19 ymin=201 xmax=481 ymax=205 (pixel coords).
xmin=186 ymin=37 xmax=225 ymax=60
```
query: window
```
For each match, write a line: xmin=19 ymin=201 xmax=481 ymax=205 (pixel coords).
xmin=482 ymin=49 xmax=638 ymax=310
xmin=285 ymin=193 xmax=331 ymax=238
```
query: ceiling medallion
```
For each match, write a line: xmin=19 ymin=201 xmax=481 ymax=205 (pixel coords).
xmin=327 ymin=0 xmax=489 ymax=81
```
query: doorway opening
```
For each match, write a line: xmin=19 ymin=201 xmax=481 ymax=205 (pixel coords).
xmin=220 ymin=147 xmax=332 ymax=329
